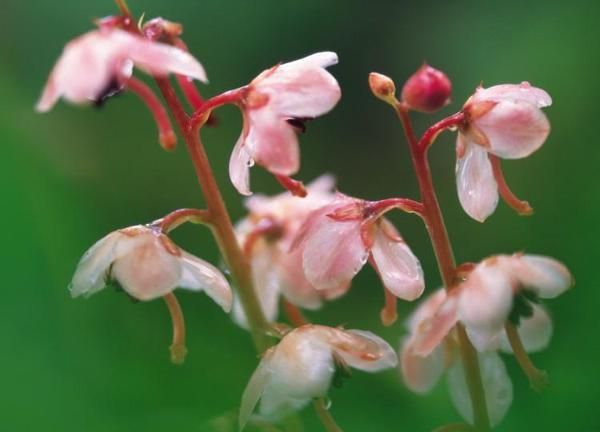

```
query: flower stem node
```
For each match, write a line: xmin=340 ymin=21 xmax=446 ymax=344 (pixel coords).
xmin=368 ymin=72 xmax=397 ymax=105
xmin=401 ymin=64 xmax=452 ymax=113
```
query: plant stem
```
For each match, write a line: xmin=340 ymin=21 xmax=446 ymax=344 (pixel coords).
xmin=155 ymin=77 xmax=271 ymax=353
xmin=394 ymin=103 xmax=491 ymax=431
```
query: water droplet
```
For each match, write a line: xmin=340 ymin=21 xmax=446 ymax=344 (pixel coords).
xmin=323 ymin=397 xmax=332 ymax=410
xmin=246 ymin=158 xmax=255 ymax=167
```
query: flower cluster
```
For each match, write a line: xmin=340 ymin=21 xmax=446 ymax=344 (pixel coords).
xmin=36 ymin=3 xmax=572 ymax=431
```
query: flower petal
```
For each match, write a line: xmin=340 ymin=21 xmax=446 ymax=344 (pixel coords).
xmin=69 ymin=231 xmax=122 ymax=298
xmin=228 ymin=134 xmax=253 ymax=195
xmin=239 ymin=357 xmax=272 ymax=430
xmin=516 ymin=255 xmax=573 ymax=298
xmin=474 ymin=83 xmax=552 ymax=108
xmin=456 ymin=134 xmax=499 ymax=222
xmin=447 ymin=352 xmax=513 ymax=427
xmin=371 ymin=221 xmax=424 ymax=301
xmin=476 ymin=99 xmax=550 ymax=159
xmin=499 ymin=304 xmax=553 ymax=353
xmin=178 ymin=251 xmax=232 ymax=312
xmin=400 ymin=340 xmax=445 ymax=394
xmin=257 ymin=52 xmax=341 ymax=118
xmin=302 ymin=211 xmax=367 ymax=290
xmin=412 ymin=292 xmax=459 ymax=357
xmin=328 ymin=329 xmax=398 ymax=372
xmin=246 ymin=108 xmax=300 ymax=175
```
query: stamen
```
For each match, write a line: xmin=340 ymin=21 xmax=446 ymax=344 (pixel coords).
xmin=489 ymin=155 xmax=534 ymax=216
xmin=163 ymin=292 xmax=187 ymax=365
xmin=380 ymin=287 xmax=398 ymax=326
xmin=504 ymin=322 xmax=549 ymax=392
xmin=275 ymin=175 xmax=307 ymax=197
xmin=124 ymin=77 xmax=177 ymax=151
xmin=283 ymin=300 xmax=308 ymax=327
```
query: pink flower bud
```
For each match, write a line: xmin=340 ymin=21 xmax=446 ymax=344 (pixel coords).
xmin=368 ymin=72 xmax=396 ymax=102
xmin=401 ymin=64 xmax=452 ymax=113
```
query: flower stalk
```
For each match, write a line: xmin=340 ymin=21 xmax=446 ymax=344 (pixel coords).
xmin=394 ymin=102 xmax=491 ymax=431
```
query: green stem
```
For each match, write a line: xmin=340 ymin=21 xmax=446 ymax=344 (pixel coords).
xmin=394 ymin=103 xmax=491 ymax=432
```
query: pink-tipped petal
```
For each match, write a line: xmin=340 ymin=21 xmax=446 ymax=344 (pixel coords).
xmin=516 ymin=255 xmax=573 ymax=298
xmin=302 ymin=214 xmax=367 ymax=291
xmin=476 ymin=99 xmax=550 ymax=159
xmin=178 ymin=251 xmax=232 ymax=312
xmin=246 ymin=109 xmax=300 ymax=175
xmin=456 ymin=134 xmax=499 ymax=222
xmin=400 ymin=340 xmax=445 ymax=394
xmin=412 ymin=292 xmax=459 ymax=356
xmin=447 ymin=352 xmax=513 ymax=427
xmin=475 ymin=83 xmax=552 ymax=108
xmin=229 ymin=135 xmax=253 ymax=195
xmin=239 ymin=357 xmax=272 ymax=431
xmin=499 ymin=304 xmax=553 ymax=353
xmin=258 ymin=52 xmax=341 ymax=118
xmin=329 ymin=329 xmax=398 ymax=372
xmin=371 ymin=221 xmax=424 ymax=301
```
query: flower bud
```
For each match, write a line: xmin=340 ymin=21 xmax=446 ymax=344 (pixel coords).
xmin=401 ymin=64 xmax=452 ymax=113
xmin=369 ymin=72 xmax=396 ymax=103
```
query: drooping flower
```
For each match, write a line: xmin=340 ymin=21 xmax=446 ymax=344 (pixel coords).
xmin=229 ymin=52 xmax=341 ymax=195
xmin=456 ymin=82 xmax=552 ymax=221
xmin=70 ymin=225 xmax=232 ymax=310
xmin=291 ymin=193 xmax=424 ymax=324
xmin=456 ymin=254 xmax=572 ymax=351
xmin=36 ymin=27 xmax=207 ymax=112
xmin=232 ymin=176 xmax=345 ymax=328
xmin=239 ymin=324 xmax=397 ymax=429
xmin=400 ymin=289 xmax=513 ymax=427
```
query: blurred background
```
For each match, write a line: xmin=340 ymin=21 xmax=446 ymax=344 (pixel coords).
xmin=1 ymin=0 xmax=598 ymax=430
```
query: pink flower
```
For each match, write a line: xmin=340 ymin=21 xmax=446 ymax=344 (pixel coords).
xmin=401 ymin=64 xmax=452 ymax=113
xmin=239 ymin=324 xmax=396 ymax=429
xmin=400 ymin=290 xmax=513 ymax=427
xmin=36 ymin=28 xmax=207 ymax=112
xmin=456 ymin=82 xmax=552 ymax=221
xmin=229 ymin=52 xmax=341 ymax=195
xmin=70 ymin=225 xmax=232 ymax=310
xmin=457 ymin=254 xmax=572 ymax=351
xmin=232 ymin=176 xmax=345 ymax=327
xmin=291 ymin=194 xmax=424 ymax=324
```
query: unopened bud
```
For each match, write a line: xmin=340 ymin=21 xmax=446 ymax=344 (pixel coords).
xmin=401 ymin=64 xmax=452 ymax=113
xmin=369 ymin=72 xmax=396 ymax=103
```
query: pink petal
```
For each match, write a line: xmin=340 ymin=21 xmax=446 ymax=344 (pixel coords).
xmin=400 ymin=339 xmax=445 ymax=394
xmin=277 ymin=249 xmax=324 ymax=310
xmin=499 ymin=304 xmax=553 ymax=353
xmin=178 ymin=251 xmax=232 ymax=312
xmin=69 ymin=230 xmax=123 ymax=298
xmin=412 ymin=291 xmax=459 ymax=357
xmin=256 ymin=52 xmax=341 ymax=118
xmin=515 ymin=255 xmax=573 ymax=298
xmin=327 ymin=329 xmax=398 ymax=372
xmin=447 ymin=352 xmax=513 ymax=427
xmin=406 ymin=289 xmax=447 ymax=333
xmin=456 ymin=134 xmax=499 ymax=222
xmin=457 ymin=264 xmax=514 ymax=350
xmin=474 ymin=83 xmax=552 ymax=108
xmin=246 ymin=108 xmax=300 ymax=175
xmin=228 ymin=134 xmax=253 ymax=195
xmin=475 ymin=99 xmax=550 ymax=159
xmin=302 ymin=208 xmax=368 ymax=290
xmin=370 ymin=221 xmax=424 ymax=301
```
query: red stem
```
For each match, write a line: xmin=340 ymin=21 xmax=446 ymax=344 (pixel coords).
xmin=154 ymin=77 xmax=270 ymax=352
xmin=395 ymin=103 xmax=491 ymax=431
xmin=124 ymin=77 xmax=177 ymax=151
xmin=489 ymin=155 xmax=533 ymax=216
xmin=283 ymin=300 xmax=309 ymax=327
xmin=189 ymin=88 xmax=245 ymax=131
xmin=158 ymin=208 xmax=211 ymax=233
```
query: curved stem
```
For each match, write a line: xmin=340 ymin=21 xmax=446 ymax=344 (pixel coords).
xmin=155 ymin=77 xmax=271 ymax=352
xmin=283 ymin=300 xmax=309 ymax=327
xmin=394 ymin=103 xmax=491 ymax=431
xmin=504 ymin=322 xmax=549 ymax=392
xmin=189 ymin=88 xmax=245 ymax=131
xmin=313 ymin=399 xmax=343 ymax=432
xmin=163 ymin=292 xmax=187 ymax=364
xmin=489 ymin=155 xmax=533 ymax=216
xmin=124 ymin=76 xmax=177 ymax=151
xmin=157 ymin=208 xmax=211 ymax=233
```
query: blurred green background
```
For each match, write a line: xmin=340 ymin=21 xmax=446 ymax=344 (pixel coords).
xmin=1 ymin=0 xmax=598 ymax=430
